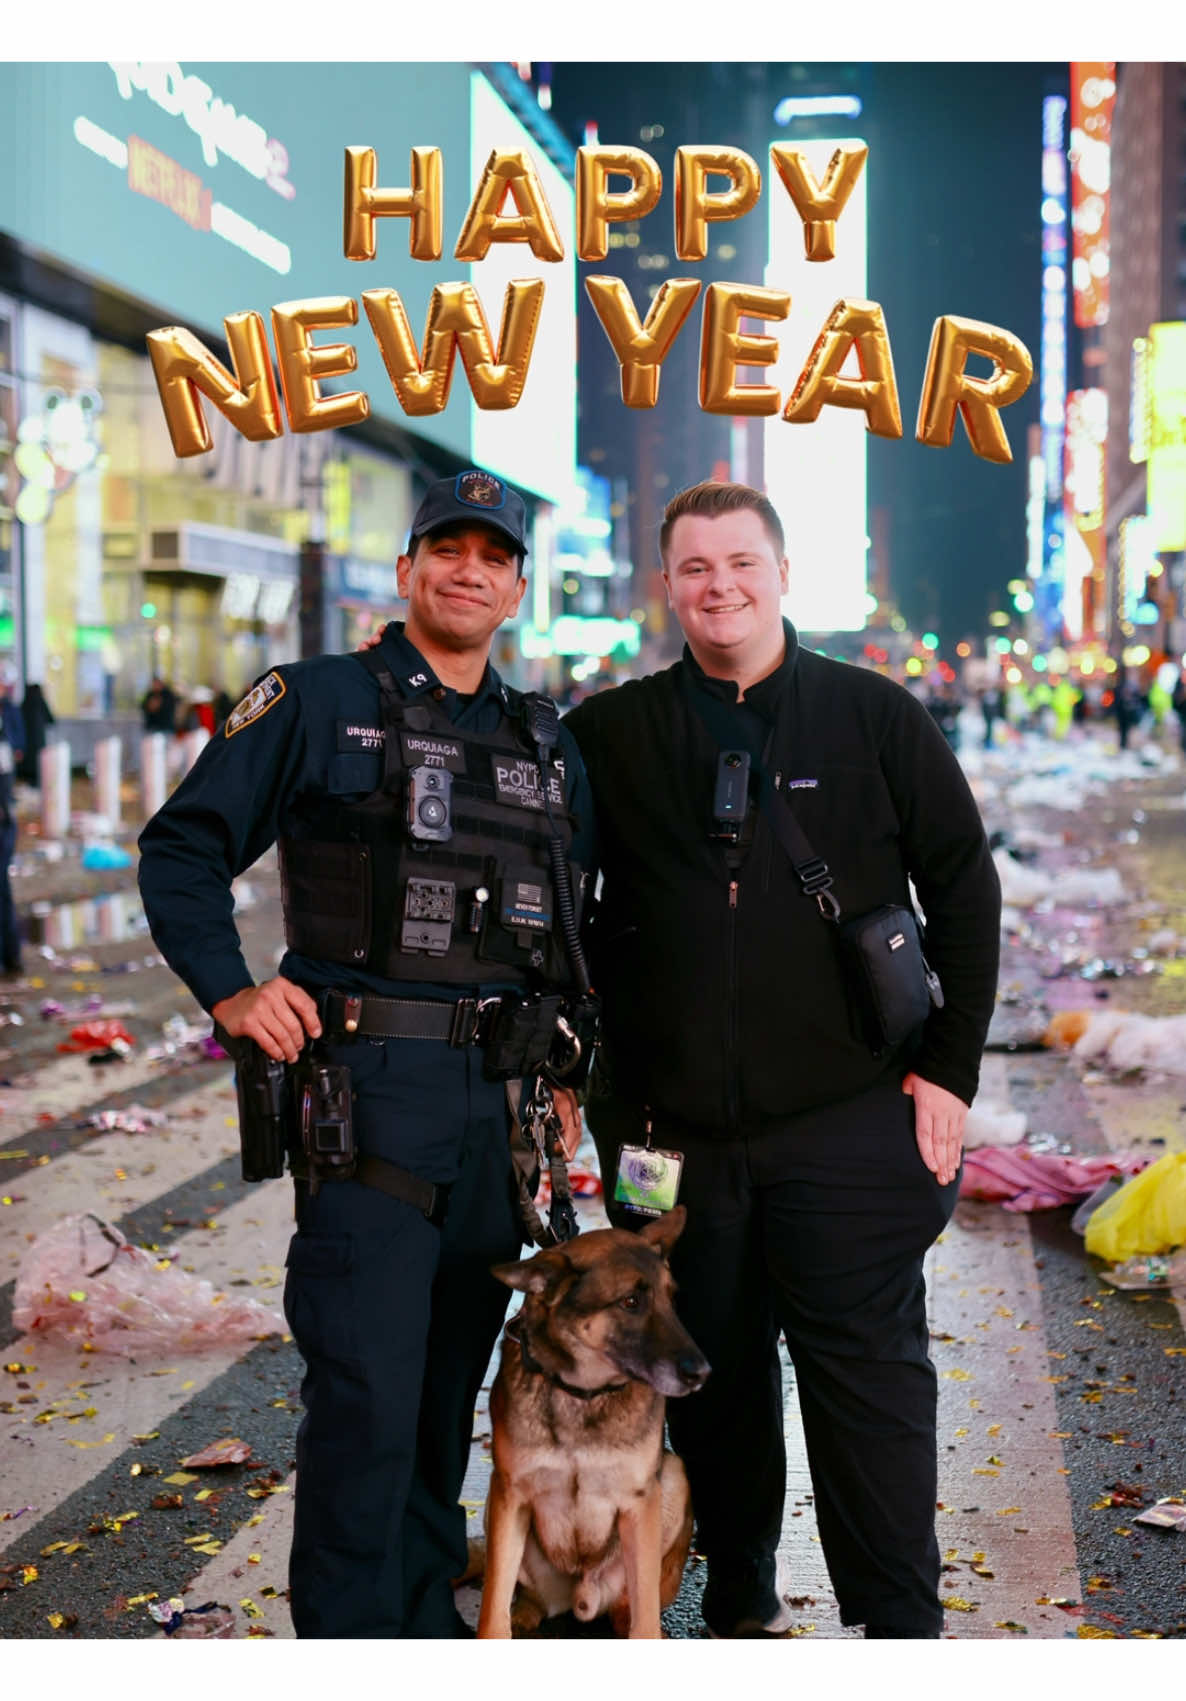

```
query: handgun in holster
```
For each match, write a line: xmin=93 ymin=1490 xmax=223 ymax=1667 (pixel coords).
xmin=215 ymin=1024 xmax=293 ymax=1183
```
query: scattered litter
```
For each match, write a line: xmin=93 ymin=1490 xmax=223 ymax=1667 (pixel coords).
xmin=179 ymin=1437 xmax=253 ymax=1468
xmin=12 ymin=1212 xmax=286 ymax=1355
xmin=148 ymin=1598 xmax=237 ymax=1637
xmin=964 ymin=1101 xmax=1027 ymax=1149
xmin=993 ymin=852 xmax=1127 ymax=909
xmin=1133 ymin=1501 xmax=1186 ymax=1533
xmin=1043 ymin=1009 xmax=1186 ymax=1077
xmin=959 ymin=1149 xmax=1147 ymax=1213
xmin=56 ymin=1020 xmax=136 ymax=1055
xmin=147 ymin=1014 xmax=228 ymax=1063
xmin=80 ymin=842 xmax=133 ymax=871
xmin=1098 ymin=1250 xmax=1186 ymax=1291
xmin=1083 ymin=1152 xmax=1186 ymax=1260
xmin=84 ymin=1105 xmax=167 ymax=1134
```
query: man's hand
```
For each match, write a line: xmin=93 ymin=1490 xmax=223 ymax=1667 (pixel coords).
xmin=211 ymin=977 xmax=322 ymax=1063
xmin=357 ymin=625 xmax=385 ymax=653
xmin=901 ymin=1072 xmax=967 ymax=1187
xmin=551 ymin=1085 xmax=584 ymax=1161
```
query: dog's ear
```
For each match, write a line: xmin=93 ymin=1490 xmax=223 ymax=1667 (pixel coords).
xmin=639 ymin=1204 xmax=686 ymax=1261
xmin=491 ymin=1248 xmax=573 ymax=1296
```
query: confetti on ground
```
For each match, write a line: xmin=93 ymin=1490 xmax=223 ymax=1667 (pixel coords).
xmin=180 ymin=1437 xmax=252 ymax=1468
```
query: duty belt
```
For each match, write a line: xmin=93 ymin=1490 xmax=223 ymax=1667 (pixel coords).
xmin=318 ymin=990 xmax=501 ymax=1048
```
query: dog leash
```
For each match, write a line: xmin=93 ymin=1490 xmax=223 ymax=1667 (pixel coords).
xmin=509 ymin=1078 xmax=580 ymax=1249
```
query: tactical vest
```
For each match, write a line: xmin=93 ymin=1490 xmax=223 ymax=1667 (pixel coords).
xmin=277 ymin=654 xmax=580 ymax=987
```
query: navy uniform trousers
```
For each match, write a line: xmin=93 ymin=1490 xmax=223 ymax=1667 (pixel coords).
xmin=589 ymin=1070 xmax=960 ymax=1637
xmin=282 ymin=1034 xmax=522 ymax=1638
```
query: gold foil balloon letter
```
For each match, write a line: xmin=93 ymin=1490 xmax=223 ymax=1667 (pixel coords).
xmin=699 ymin=282 xmax=790 ymax=415
xmin=576 ymin=147 xmax=663 ymax=261
xmin=271 ymin=297 xmax=370 ymax=433
xmin=343 ymin=146 xmax=443 ymax=262
xmin=363 ymin=279 xmax=545 ymax=415
xmin=584 ymin=276 xmax=702 ymax=408
xmin=770 ymin=145 xmax=868 ymax=261
xmin=146 ymin=314 xmax=284 ymax=458
xmin=783 ymin=299 xmax=903 ymax=437
xmin=675 ymin=147 xmax=761 ymax=262
xmin=916 ymin=315 xmax=1034 ymax=463
xmin=454 ymin=151 xmax=565 ymax=263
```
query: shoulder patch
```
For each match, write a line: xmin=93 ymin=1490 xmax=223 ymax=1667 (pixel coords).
xmin=225 ymin=672 xmax=287 ymax=737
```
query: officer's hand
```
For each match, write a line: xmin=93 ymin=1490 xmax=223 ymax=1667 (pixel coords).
xmin=902 ymin=1072 xmax=967 ymax=1187
xmin=551 ymin=1086 xmax=584 ymax=1162
xmin=211 ymin=977 xmax=322 ymax=1064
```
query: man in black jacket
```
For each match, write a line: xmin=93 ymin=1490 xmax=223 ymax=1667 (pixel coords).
xmin=564 ymin=480 xmax=1000 ymax=1640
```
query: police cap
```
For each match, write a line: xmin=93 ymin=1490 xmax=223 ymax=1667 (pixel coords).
xmin=408 ymin=469 xmax=529 ymax=558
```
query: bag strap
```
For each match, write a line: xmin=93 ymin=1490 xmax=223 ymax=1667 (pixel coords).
xmin=682 ymin=678 xmax=841 ymax=922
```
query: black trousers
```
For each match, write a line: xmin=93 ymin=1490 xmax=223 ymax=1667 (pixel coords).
xmin=589 ymin=1071 xmax=959 ymax=1635
xmin=283 ymin=1037 xmax=522 ymax=1638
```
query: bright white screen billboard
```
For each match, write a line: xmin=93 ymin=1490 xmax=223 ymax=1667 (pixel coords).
xmin=765 ymin=136 xmax=868 ymax=632
xmin=468 ymin=72 xmax=577 ymax=507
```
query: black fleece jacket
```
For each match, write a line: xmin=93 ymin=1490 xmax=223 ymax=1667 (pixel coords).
xmin=564 ymin=621 xmax=1001 ymax=1136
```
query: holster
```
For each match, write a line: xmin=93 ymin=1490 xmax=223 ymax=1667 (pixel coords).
xmin=215 ymin=1024 xmax=293 ymax=1183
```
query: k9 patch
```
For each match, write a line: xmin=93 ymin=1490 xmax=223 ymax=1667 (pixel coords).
xmin=338 ymin=721 xmax=384 ymax=752
xmin=400 ymin=731 xmax=466 ymax=772
xmin=491 ymin=757 xmax=564 ymax=812
xmin=225 ymin=672 xmax=286 ymax=737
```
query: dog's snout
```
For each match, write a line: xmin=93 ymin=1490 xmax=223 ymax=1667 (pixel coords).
xmin=678 ymin=1351 xmax=710 ymax=1389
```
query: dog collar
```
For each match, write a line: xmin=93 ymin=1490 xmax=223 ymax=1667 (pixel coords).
xmin=508 ymin=1317 xmax=630 ymax=1401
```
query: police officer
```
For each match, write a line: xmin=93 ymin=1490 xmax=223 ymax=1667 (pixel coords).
xmin=138 ymin=469 xmax=595 ymax=1639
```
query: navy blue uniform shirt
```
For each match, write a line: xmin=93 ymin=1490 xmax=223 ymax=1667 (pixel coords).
xmin=137 ymin=623 xmax=596 ymax=1013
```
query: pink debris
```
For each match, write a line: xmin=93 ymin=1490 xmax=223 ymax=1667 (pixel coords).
xmin=959 ymin=1148 xmax=1148 ymax=1213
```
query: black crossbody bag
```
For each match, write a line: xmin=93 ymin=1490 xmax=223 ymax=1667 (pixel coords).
xmin=687 ymin=685 xmax=944 ymax=1055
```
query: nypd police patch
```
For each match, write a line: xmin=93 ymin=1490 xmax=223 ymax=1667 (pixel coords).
xmin=456 ymin=470 xmax=504 ymax=510
xmin=225 ymin=672 xmax=286 ymax=736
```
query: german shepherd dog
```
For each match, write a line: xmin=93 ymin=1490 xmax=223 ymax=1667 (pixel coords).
xmin=476 ymin=1207 xmax=710 ymax=1639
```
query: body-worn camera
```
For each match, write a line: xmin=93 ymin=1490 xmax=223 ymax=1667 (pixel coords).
xmin=407 ymin=765 xmax=453 ymax=843
xmin=710 ymin=749 xmax=751 ymax=842
xmin=296 ymin=1059 xmax=355 ymax=1181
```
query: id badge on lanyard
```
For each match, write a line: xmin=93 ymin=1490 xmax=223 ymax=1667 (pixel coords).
xmin=613 ymin=1114 xmax=684 ymax=1218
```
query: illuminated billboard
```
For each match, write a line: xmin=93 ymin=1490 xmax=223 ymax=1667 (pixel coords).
xmin=1069 ymin=64 xmax=1115 ymax=330
xmin=765 ymin=135 xmax=868 ymax=632
xmin=468 ymin=72 xmax=576 ymax=507
xmin=1147 ymin=320 xmax=1186 ymax=552
xmin=1062 ymin=388 xmax=1106 ymax=640
xmin=0 ymin=62 xmax=479 ymax=463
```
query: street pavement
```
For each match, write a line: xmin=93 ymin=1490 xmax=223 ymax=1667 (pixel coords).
xmin=0 ymin=717 xmax=1184 ymax=1651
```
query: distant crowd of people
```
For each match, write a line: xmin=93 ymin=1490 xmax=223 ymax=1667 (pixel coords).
xmin=139 ymin=678 xmax=236 ymax=737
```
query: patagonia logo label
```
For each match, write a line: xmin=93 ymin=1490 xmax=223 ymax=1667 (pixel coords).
xmin=786 ymin=777 xmax=818 ymax=790
xmin=492 ymin=759 xmax=565 ymax=812
xmin=400 ymin=732 xmax=466 ymax=772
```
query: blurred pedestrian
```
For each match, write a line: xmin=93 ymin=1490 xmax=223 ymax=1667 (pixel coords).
xmin=1050 ymin=676 xmax=1079 ymax=742
xmin=1172 ymin=675 xmax=1186 ymax=755
xmin=16 ymin=681 xmax=55 ymax=784
xmin=140 ymin=675 xmax=178 ymax=733
xmin=0 ymin=666 xmax=25 ymax=976
xmin=925 ymin=686 xmax=962 ymax=751
xmin=1112 ymin=671 xmax=1142 ymax=751
xmin=181 ymin=685 xmax=216 ymax=735
xmin=212 ymin=686 xmax=234 ymax=727
xmin=979 ymin=685 xmax=1002 ymax=748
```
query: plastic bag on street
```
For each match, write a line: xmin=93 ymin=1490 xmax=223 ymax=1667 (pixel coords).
xmin=959 ymin=1148 xmax=1147 ymax=1212
xmin=12 ymin=1213 xmax=286 ymax=1356
xmin=1083 ymin=1152 xmax=1186 ymax=1261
